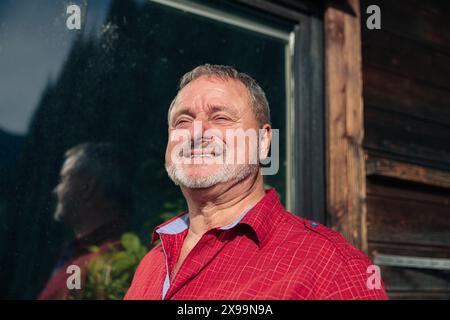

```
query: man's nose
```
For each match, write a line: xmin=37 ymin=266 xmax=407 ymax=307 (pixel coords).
xmin=52 ymin=184 xmax=60 ymax=196
xmin=189 ymin=120 xmax=213 ymax=144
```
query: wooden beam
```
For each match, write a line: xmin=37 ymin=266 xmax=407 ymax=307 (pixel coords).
xmin=324 ymin=0 xmax=367 ymax=252
xmin=367 ymin=156 xmax=450 ymax=189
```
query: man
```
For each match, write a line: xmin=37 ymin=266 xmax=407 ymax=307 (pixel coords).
xmin=125 ymin=64 xmax=387 ymax=300
xmin=38 ymin=142 xmax=132 ymax=299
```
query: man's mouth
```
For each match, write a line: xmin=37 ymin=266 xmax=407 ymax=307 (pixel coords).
xmin=182 ymin=148 xmax=222 ymax=159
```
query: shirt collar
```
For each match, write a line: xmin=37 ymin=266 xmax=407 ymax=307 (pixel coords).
xmin=235 ymin=188 xmax=284 ymax=247
xmin=151 ymin=188 xmax=284 ymax=248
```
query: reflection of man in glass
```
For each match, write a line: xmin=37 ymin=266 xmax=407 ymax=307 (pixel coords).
xmin=125 ymin=64 xmax=387 ymax=300
xmin=38 ymin=142 xmax=131 ymax=300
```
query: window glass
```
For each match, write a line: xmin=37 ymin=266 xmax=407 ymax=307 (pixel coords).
xmin=0 ymin=0 xmax=291 ymax=299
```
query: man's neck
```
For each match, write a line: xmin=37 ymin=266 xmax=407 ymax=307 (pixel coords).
xmin=73 ymin=218 xmax=109 ymax=240
xmin=180 ymin=173 xmax=266 ymax=238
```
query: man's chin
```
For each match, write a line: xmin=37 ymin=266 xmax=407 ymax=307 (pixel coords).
xmin=53 ymin=213 xmax=63 ymax=222
xmin=179 ymin=175 xmax=222 ymax=189
xmin=53 ymin=208 xmax=68 ymax=223
xmin=183 ymin=169 xmax=219 ymax=179
xmin=166 ymin=163 xmax=257 ymax=189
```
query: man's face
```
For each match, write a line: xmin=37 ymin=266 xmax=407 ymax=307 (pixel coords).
xmin=53 ymin=155 xmax=85 ymax=223
xmin=165 ymin=76 xmax=262 ymax=189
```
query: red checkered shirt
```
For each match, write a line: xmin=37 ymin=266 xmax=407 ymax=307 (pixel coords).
xmin=125 ymin=188 xmax=387 ymax=300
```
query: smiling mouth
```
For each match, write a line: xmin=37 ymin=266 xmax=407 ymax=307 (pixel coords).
xmin=185 ymin=152 xmax=217 ymax=159
xmin=182 ymin=148 xmax=222 ymax=159
xmin=191 ymin=154 xmax=214 ymax=158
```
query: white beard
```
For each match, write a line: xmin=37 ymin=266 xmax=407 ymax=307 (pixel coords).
xmin=166 ymin=134 xmax=261 ymax=189
xmin=165 ymin=162 xmax=258 ymax=189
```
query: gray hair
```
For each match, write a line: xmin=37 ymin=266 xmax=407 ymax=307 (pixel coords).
xmin=64 ymin=142 xmax=133 ymax=210
xmin=168 ymin=64 xmax=271 ymax=127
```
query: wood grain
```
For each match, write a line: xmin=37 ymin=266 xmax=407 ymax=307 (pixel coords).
xmin=360 ymin=0 xmax=450 ymax=53
xmin=364 ymin=107 xmax=450 ymax=170
xmin=325 ymin=0 xmax=367 ymax=252
xmin=363 ymin=65 xmax=450 ymax=126
xmin=366 ymin=180 xmax=450 ymax=247
xmin=362 ymin=30 xmax=450 ymax=91
xmin=366 ymin=157 xmax=450 ymax=189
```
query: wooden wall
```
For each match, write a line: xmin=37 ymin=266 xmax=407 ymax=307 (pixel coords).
xmin=360 ymin=0 xmax=450 ymax=299
xmin=325 ymin=0 xmax=367 ymax=252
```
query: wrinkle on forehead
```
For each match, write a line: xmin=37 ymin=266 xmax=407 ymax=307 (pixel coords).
xmin=170 ymin=77 xmax=254 ymax=122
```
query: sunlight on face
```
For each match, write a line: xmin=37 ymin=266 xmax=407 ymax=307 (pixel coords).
xmin=165 ymin=76 xmax=260 ymax=189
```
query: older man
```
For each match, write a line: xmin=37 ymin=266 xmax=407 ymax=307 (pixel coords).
xmin=125 ymin=64 xmax=387 ymax=300
xmin=38 ymin=142 xmax=131 ymax=299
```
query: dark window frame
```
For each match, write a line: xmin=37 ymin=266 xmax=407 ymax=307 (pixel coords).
xmin=236 ymin=0 xmax=326 ymax=223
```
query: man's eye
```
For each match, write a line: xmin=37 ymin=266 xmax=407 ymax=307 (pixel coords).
xmin=175 ymin=119 xmax=190 ymax=126
xmin=214 ymin=116 xmax=230 ymax=121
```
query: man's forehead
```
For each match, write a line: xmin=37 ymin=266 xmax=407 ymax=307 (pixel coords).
xmin=172 ymin=77 xmax=249 ymax=114
xmin=61 ymin=154 xmax=79 ymax=175
xmin=177 ymin=76 xmax=247 ymax=101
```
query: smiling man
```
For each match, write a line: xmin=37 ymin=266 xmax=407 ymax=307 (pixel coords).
xmin=124 ymin=64 xmax=387 ymax=300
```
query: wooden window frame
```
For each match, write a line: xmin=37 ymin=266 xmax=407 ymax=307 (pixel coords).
xmin=240 ymin=0 xmax=367 ymax=251
xmin=236 ymin=0 xmax=327 ymax=224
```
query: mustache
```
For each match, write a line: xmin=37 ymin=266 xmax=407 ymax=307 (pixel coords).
xmin=176 ymin=139 xmax=226 ymax=158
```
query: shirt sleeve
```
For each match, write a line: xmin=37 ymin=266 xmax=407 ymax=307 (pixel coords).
xmin=321 ymin=257 xmax=388 ymax=300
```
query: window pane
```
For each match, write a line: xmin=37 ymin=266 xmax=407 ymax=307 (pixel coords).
xmin=0 ymin=0 xmax=291 ymax=299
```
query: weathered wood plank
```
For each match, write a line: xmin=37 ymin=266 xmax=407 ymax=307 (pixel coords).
xmin=366 ymin=180 xmax=450 ymax=247
xmin=366 ymin=157 xmax=450 ymax=189
xmin=369 ymin=242 xmax=450 ymax=299
xmin=364 ymin=107 xmax=450 ymax=170
xmin=363 ymin=65 xmax=450 ymax=126
xmin=369 ymin=241 xmax=450 ymax=260
xmin=388 ymin=291 xmax=450 ymax=300
xmin=377 ymin=266 xmax=450 ymax=297
xmin=360 ymin=0 xmax=450 ymax=52
xmin=367 ymin=197 xmax=450 ymax=247
xmin=362 ymin=30 xmax=450 ymax=91
xmin=325 ymin=0 xmax=367 ymax=252
xmin=367 ymin=178 xmax=450 ymax=205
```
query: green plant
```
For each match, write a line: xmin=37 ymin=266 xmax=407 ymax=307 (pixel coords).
xmin=71 ymin=232 xmax=148 ymax=300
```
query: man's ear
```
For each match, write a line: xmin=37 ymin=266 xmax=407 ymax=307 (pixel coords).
xmin=259 ymin=124 xmax=272 ymax=162
xmin=80 ymin=176 xmax=97 ymax=203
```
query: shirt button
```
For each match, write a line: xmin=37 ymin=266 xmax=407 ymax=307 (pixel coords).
xmin=310 ymin=221 xmax=318 ymax=227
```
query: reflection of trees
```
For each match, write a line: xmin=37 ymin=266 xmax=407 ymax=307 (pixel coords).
xmin=6 ymin=0 xmax=186 ymax=298
xmin=0 ymin=129 xmax=24 ymax=298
